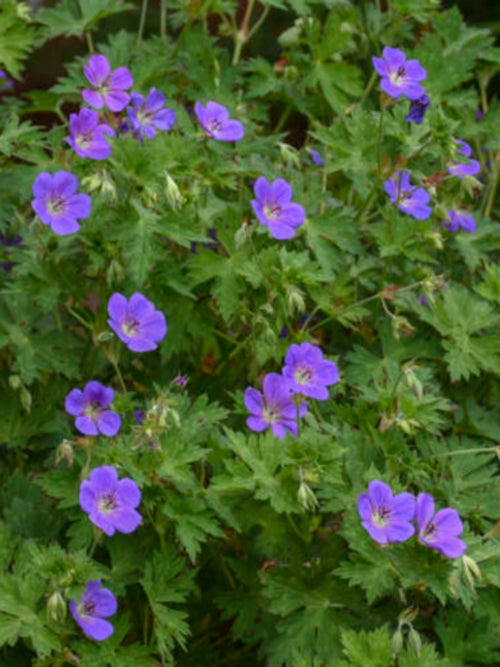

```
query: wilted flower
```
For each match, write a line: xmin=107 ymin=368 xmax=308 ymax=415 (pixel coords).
xmin=83 ymin=54 xmax=133 ymax=112
xmin=444 ymin=210 xmax=476 ymax=234
xmin=416 ymin=493 xmax=466 ymax=558
xmin=251 ymin=177 xmax=306 ymax=240
xmin=372 ymin=47 xmax=427 ymax=100
xmin=127 ymin=88 xmax=176 ymax=140
xmin=79 ymin=465 xmax=142 ymax=536
xmin=405 ymin=94 xmax=430 ymax=124
xmin=67 ymin=108 xmax=114 ymax=160
xmin=194 ymin=101 xmax=244 ymax=141
xmin=65 ymin=381 xmax=121 ymax=437
xmin=31 ymin=171 xmax=91 ymax=236
xmin=108 ymin=292 xmax=167 ymax=352
xmin=384 ymin=171 xmax=432 ymax=220
xmin=282 ymin=342 xmax=339 ymax=400
xmin=244 ymin=372 xmax=306 ymax=440
xmin=307 ymin=148 xmax=325 ymax=166
xmin=447 ymin=140 xmax=481 ymax=179
xmin=358 ymin=480 xmax=416 ymax=544
xmin=69 ymin=581 xmax=117 ymax=641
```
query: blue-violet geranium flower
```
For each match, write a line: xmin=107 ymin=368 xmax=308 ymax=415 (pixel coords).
xmin=251 ymin=177 xmax=306 ymax=240
xmin=416 ymin=493 xmax=466 ymax=558
xmin=108 ymin=292 xmax=167 ymax=352
xmin=372 ymin=47 xmax=427 ymax=100
xmin=65 ymin=381 xmax=121 ymax=437
xmin=384 ymin=171 xmax=432 ymax=220
xmin=447 ymin=140 xmax=481 ymax=179
xmin=194 ymin=101 xmax=244 ymax=141
xmin=69 ymin=581 xmax=117 ymax=641
xmin=282 ymin=342 xmax=339 ymax=400
xmin=83 ymin=54 xmax=133 ymax=112
xmin=244 ymin=372 xmax=306 ymax=440
xmin=358 ymin=480 xmax=416 ymax=544
xmin=67 ymin=108 xmax=114 ymax=160
xmin=31 ymin=171 xmax=91 ymax=236
xmin=444 ymin=210 xmax=476 ymax=234
xmin=127 ymin=87 xmax=176 ymax=140
xmin=79 ymin=465 xmax=142 ymax=536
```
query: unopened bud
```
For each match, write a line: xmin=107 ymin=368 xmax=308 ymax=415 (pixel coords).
xmin=392 ymin=628 xmax=404 ymax=655
xmin=47 ymin=591 xmax=66 ymax=623
xmin=408 ymin=627 xmax=422 ymax=654
xmin=164 ymin=173 xmax=185 ymax=210
xmin=278 ymin=142 xmax=300 ymax=168
xmin=56 ymin=440 xmax=74 ymax=467
xmin=297 ymin=481 xmax=319 ymax=511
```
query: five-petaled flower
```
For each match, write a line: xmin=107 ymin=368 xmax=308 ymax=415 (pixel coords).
xmin=405 ymin=94 xmax=430 ymax=124
xmin=384 ymin=171 xmax=432 ymax=220
xmin=65 ymin=381 xmax=121 ymax=437
xmin=447 ymin=139 xmax=481 ymax=179
xmin=416 ymin=493 xmax=466 ymax=558
xmin=31 ymin=171 xmax=91 ymax=236
xmin=194 ymin=101 xmax=244 ymax=142
xmin=79 ymin=465 xmax=142 ymax=536
xmin=282 ymin=342 xmax=339 ymax=400
xmin=83 ymin=54 xmax=133 ymax=112
xmin=70 ymin=581 xmax=117 ymax=641
xmin=372 ymin=47 xmax=427 ymax=100
xmin=244 ymin=372 xmax=306 ymax=440
xmin=444 ymin=210 xmax=476 ymax=234
xmin=108 ymin=292 xmax=167 ymax=352
xmin=251 ymin=177 xmax=306 ymax=240
xmin=67 ymin=108 xmax=114 ymax=160
xmin=358 ymin=480 xmax=416 ymax=544
xmin=127 ymin=88 xmax=176 ymax=140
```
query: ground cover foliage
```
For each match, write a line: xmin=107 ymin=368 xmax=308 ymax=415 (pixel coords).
xmin=1 ymin=0 xmax=500 ymax=664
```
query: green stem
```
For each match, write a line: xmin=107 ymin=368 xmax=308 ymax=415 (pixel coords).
xmin=160 ymin=0 xmax=167 ymax=41
xmin=275 ymin=103 xmax=292 ymax=133
xmin=430 ymin=447 xmax=499 ymax=457
xmin=358 ymin=70 xmax=377 ymax=107
xmin=67 ymin=306 xmax=93 ymax=331
xmin=232 ymin=0 xmax=257 ymax=65
xmin=286 ymin=513 xmax=307 ymax=543
xmin=85 ymin=31 xmax=94 ymax=54
xmin=484 ymin=160 xmax=499 ymax=219
xmin=111 ymin=356 xmax=127 ymax=394
xmin=137 ymin=0 xmax=149 ymax=46
xmin=247 ymin=5 xmax=270 ymax=40
xmin=377 ymin=105 xmax=385 ymax=175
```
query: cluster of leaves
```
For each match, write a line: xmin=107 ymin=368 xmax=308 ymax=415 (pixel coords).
xmin=0 ymin=0 xmax=500 ymax=665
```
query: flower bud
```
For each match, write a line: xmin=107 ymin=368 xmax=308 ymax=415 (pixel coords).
xmin=278 ymin=142 xmax=300 ymax=168
xmin=56 ymin=440 xmax=74 ymax=467
xmin=392 ymin=628 xmax=404 ymax=655
xmin=297 ymin=481 xmax=319 ymax=511
xmin=164 ymin=173 xmax=185 ymax=210
xmin=408 ymin=627 xmax=422 ymax=654
xmin=47 ymin=591 xmax=66 ymax=623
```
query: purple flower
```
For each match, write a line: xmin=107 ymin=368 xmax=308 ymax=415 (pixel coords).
xmin=372 ymin=47 xmax=427 ymax=100
xmin=447 ymin=140 xmax=481 ymax=179
xmin=444 ymin=210 xmax=476 ymax=234
xmin=282 ymin=342 xmax=339 ymax=400
xmin=419 ymin=294 xmax=430 ymax=309
xmin=79 ymin=465 xmax=142 ymax=536
xmin=251 ymin=177 xmax=306 ymax=240
xmin=65 ymin=381 xmax=121 ymax=437
xmin=308 ymin=149 xmax=325 ymax=166
xmin=405 ymin=94 xmax=430 ymax=124
xmin=67 ymin=108 xmax=114 ymax=160
xmin=358 ymin=480 xmax=416 ymax=544
xmin=69 ymin=581 xmax=117 ymax=641
xmin=384 ymin=171 xmax=432 ymax=220
xmin=31 ymin=171 xmax=91 ymax=236
xmin=194 ymin=101 xmax=244 ymax=142
xmin=83 ymin=54 xmax=133 ymax=112
xmin=416 ymin=493 xmax=466 ymax=558
xmin=244 ymin=372 xmax=306 ymax=440
xmin=134 ymin=409 xmax=145 ymax=424
xmin=127 ymin=88 xmax=176 ymax=140
xmin=108 ymin=292 xmax=167 ymax=353
xmin=173 ymin=375 xmax=187 ymax=387
xmin=0 ymin=71 xmax=13 ymax=90
xmin=476 ymin=109 xmax=484 ymax=122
